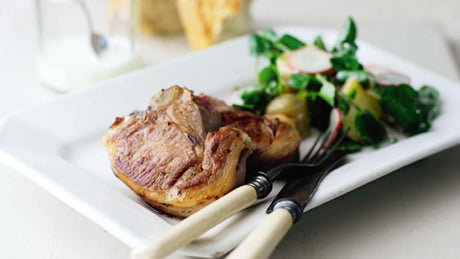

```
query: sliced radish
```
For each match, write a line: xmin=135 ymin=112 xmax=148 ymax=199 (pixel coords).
xmin=287 ymin=46 xmax=333 ymax=75
xmin=325 ymin=108 xmax=342 ymax=147
xmin=375 ymin=71 xmax=411 ymax=86
xmin=364 ymin=65 xmax=392 ymax=75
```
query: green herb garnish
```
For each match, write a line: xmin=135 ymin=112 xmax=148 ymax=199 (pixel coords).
xmin=313 ymin=36 xmax=327 ymax=51
xmin=355 ymin=110 xmax=387 ymax=144
xmin=288 ymin=73 xmax=312 ymax=90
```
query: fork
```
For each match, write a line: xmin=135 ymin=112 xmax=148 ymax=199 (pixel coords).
xmin=226 ymin=151 xmax=347 ymax=259
xmin=131 ymin=129 xmax=347 ymax=259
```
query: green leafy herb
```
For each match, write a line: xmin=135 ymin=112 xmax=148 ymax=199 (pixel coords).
xmin=336 ymin=70 xmax=370 ymax=85
xmin=277 ymin=34 xmax=305 ymax=50
xmin=313 ymin=36 xmax=327 ymax=51
xmin=233 ymin=85 xmax=271 ymax=115
xmin=249 ymin=30 xmax=305 ymax=64
xmin=337 ymin=140 xmax=363 ymax=153
xmin=249 ymin=34 xmax=272 ymax=57
xmin=338 ymin=97 xmax=351 ymax=115
xmin=355 ymin=109 xmax=387 ymax=144
xmin=239 ymin=17 xmax=440 ymax=150
xmin=331 ymin=17 xmax=362 ymax=73
xmin=288 ymin=73 xmax=312 ymax=89
xmin=258 ymin=65 xmax=283 ymax=95
xmin=418 ymin=86 xmax=440 ymax=123
xmin=315 ymin=74 xmax=336 ymax=106
xmin=262 ymin=29 xmax=278 ymax=42
xmin=330 ymin=54 xmax=361 ymax=71
xmin=333 ymin=17 xmax=358 ymax=55
xmin=376 ymin=84 xmax=440 ymax=135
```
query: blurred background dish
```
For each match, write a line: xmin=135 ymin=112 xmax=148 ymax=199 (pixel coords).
xmin=35 ymin=0 xmax=253 ymax=92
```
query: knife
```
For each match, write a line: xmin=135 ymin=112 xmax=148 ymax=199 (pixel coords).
xmin=131 ymin=111 xmax=344 ymax=259
xmin=226 ymin=152 xmax=347 ymax=259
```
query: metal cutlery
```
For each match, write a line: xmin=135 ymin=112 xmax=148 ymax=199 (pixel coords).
xmin=131 ymin=118 xmax=347 ymax=259
xmin=226 ymin=151 xmax=347 ymax=259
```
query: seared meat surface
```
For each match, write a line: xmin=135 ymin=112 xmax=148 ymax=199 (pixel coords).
xmin=103 ymin=86 xmax=300 ymax=217
xmin=209 ymin=98 xmax=301 ymax=169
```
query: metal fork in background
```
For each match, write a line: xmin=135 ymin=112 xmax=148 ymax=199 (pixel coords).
xmin=131 ymin=129 xmax=347 ymax=259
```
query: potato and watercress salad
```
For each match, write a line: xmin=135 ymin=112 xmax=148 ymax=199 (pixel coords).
xmin=229 ymin=17 xmax=440 ymax=152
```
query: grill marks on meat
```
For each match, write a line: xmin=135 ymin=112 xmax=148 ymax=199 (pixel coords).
xmin=209 ymin=97 xmax=301 ymax=169
xmin=104 ymin=86 xmax=253 ymax=217
xmin=103 ymin=85 xmax=300 ymax=217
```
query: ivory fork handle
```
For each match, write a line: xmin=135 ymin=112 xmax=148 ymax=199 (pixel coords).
xmin=131 ymin=185 xmax=258 ymax=259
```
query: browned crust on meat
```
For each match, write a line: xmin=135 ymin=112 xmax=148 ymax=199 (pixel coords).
xmin=103 ymin=86 xmax=301 ymax=217
xmin=209 ymin=97 xmax=301 ymax=170
xmin=104 ymin=126 xmax=252 ymax=217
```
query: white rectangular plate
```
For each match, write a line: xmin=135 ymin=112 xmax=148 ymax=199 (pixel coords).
xmin=1 ymin=26 xmax=460 ymax=258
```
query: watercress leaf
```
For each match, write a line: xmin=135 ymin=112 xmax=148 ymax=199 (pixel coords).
xmin=376 ymin=84 xmax=421 ymax=134
xmin=313 ymin=36 xmax=327 ymax=51
xmin=355 ymin=109 xmax=387 ymax=144
xmin=330 ymin=54 xmax=361 ymax=71
xmin=375 ymin=84 xmax=440 ymax=135
xmin=315 ymin=74 xmax=336 ymax=106
xmin=349 ymin=89 xmax=357 ymax=98
xmin=258 ymin=66 xmax=277 ymax=86
xmin=236 ymin=85 xmax=271 ymax=115
xmin=249 ymin=34 xmax=272 ymax=56
xmin=338 ymin=97 xmax=351 ymax=115
xmin=337 ymin=140 xmax=363 ymax=153
xmin=319 ymin=82 xmax=336 ymax=107
xmin=418 ymin=85 xmax=440 ymax=122
xmin=330 ymin=17 xmax=364 ymax=73
xmin=262 ymin=29 xmax=278 ymax=42
xmin=288 ymin=73 xmax=312 ymax=89
xmin=336 ymin=70 xmax=370 ymax=84
xmin=258 ymin=65 xmax=282 ymax=94
xmin=277 ymin=34 xmax=305 ymax=50
xmin=264 ymin=49 xmax=283 ymax=64
xmin=333 ymin=17 xmax=357 ymax=53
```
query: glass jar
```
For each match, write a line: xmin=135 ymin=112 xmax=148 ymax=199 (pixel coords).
xmin=36 ymin=0 xmax=141 ymax=92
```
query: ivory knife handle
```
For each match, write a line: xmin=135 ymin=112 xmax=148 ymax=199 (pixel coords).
xmin=131 ymin=185 xmax=258 ymax=259
xmin=226 ymin=209 xmax=293 ymax=259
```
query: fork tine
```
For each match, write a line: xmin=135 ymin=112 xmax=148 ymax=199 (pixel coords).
xmin=308 ymin=129 xmax=333 ymax=163
xmin=312 ymin=127 xmax=350 ymax=165
xmin=301 ymin=130 xmax=327 ymax=163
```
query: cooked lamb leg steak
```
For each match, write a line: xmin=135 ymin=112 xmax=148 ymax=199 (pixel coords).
xmin=209 ymin=97 xmax=301 ymax=170
xmin=103 ymin=85 xmax=300 ymax=217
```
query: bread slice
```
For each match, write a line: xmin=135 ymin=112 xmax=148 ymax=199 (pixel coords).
xmin=141 ymin=0 xmax=183 ymax=35
xmin=176 ymin=0 xmax=252 ymax=50
xmin=107 ymin=0 xmax=183 ymax=35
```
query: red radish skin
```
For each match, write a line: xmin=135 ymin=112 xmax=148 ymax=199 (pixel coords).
xmin=287 ymin=46 xmax=333 ymax=75
xmin=325 ymin=108 xmax=342 ymax=148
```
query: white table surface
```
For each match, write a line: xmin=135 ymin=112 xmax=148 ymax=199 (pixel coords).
xmin=1 ymin=1 xmax=460 ymax=259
